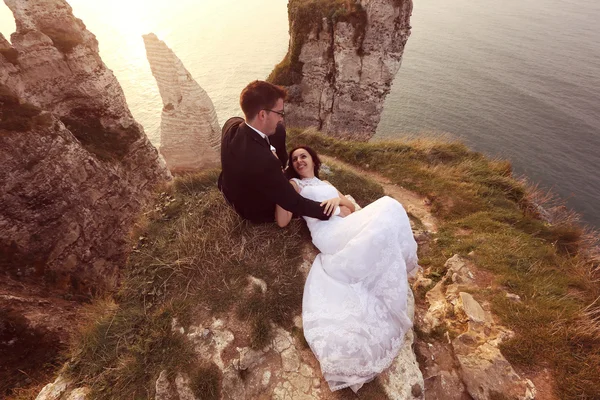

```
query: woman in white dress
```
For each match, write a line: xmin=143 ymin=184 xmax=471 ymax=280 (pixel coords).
xmin=275 ymin=146 xmax=419 ymax=393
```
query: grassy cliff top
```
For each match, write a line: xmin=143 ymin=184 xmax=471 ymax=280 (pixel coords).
xmin=59 ymin=130 xmax=599 ymax=400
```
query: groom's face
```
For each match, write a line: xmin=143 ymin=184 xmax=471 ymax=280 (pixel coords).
xmin=265 ymin=98 xmax=285 ymax=136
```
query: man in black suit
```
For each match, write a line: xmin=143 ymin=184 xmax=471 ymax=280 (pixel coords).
xmin=218 ymin=80 xmax=331 ymax=223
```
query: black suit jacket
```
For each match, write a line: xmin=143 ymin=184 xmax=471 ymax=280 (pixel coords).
xmin=218 ymin=117 xmax=328 ymax=223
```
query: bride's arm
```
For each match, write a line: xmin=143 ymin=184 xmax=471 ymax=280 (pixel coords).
xmin=337 ymin=190 xmax=356 ymax=213
xmin=275 ymin=180 xmax=301 ymax=227
xmin=323 ymin=180 xmax=356 ymax=213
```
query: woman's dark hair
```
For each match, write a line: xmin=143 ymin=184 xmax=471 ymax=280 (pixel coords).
xmin=285 ymin=146 xmax=321 ymax=180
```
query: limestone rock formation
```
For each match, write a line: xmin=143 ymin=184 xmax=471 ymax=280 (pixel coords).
xmin=156 ymin=292 xmax=423 ymax=400
xmin=268 ymin=0 xmax=413 ymax=140
xmin=143 ymin=33 xmax=221 ymax=173
xmin=40 ymin=257 xmax=424 ymax=400
xmin=0 ymin=0 xmax=169 ymax=295
xmin=415 ymin=255 xmax=537 ymax=400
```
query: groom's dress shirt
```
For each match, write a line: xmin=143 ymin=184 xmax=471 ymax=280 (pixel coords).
xmin=246 ymin=123 xmax=277 ymax=154
xmin=218 ymin=117 xmax=329 ymax=223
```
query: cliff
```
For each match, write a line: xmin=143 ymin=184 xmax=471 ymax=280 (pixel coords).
xmin=0 ymin=1 xmax=169 ymax=393
xmin=2 ymin=1 xmax=600 ymax=399
xmin=143 ymin=33 xmax=221 ymax=173
xmin=0 ymin=0 xmax=169 ymax=295
xmin=268 ymin=0 xmax=413 ymax=140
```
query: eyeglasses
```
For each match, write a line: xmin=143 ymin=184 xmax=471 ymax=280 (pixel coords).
xmin=264 ymin=109 xmax=285 ymax=118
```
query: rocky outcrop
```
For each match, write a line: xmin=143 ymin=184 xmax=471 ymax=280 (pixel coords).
xmin=159 ymin=293 xmax=423 ymax=400
xmin=40 ymin=195 xmax=424 ymax=400
xmin=415 ymin=255 xmax=537 ymax=400
xmin=268 ymin=0 xmax=412 ymax=140
xmin=0 ymin=0 xmax=169 ymax=294
xmin=143 ymin=33 xmax=221 ymax=173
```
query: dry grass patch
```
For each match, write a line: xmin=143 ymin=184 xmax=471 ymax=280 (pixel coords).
xmin=65 ymin=167 xmax=385 ymax=398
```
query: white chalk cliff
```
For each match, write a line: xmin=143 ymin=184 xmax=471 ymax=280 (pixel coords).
xmin=268 ymin=0 xmax=413 ymax=140
xmin=143 ymin=33 xmax=221 ymax=172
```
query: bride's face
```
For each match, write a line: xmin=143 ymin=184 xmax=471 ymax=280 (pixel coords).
xmin=291 ymin=148 xmax=315 ymax=178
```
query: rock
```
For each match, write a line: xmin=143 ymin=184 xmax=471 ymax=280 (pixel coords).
xmin=445 ymin=255 xmax=475 ymax=285
xmin=459 ymin=292 xmax=487 ymax=323
xmin=268 ymin=0 xmax=413 ymax=139
xmin=221 ymin=367 xmax=245 ymax=400
xmin=453 ymin=336 xmax=536 ymax=400
xmin=262 ymin=370 xmax=272 ymax=386
xmin=175 ymin=373 xmax=198 ymax=400
xmin=412 ymin=275 xmax=433 ymax=291
xmin=381 ymin=290 xmax=424 ymax=399
xmin=506 ymin=293 xmax=522 ymax=302
xmin=1 ymin=0 xmax=169 ymax=296
xmin=382 ymin=330 xmax=424 ymax=399
xmin=155 ymin=370 xmax=176 ymax=400
xmin=273 ymin=327 xmax=293 ymax=353
xmin=421 ymin=279 xmax=449 ymax=333
xmin=411 ymin=383 xmax=423 ymax=397
xmin=281 ymin=347 xmax=301 ymax=372
xmin=66 ymin=387 xmax=89 ymax=400
xmin=142 ymin=33 xmax=221 ymax=173
xmin=293 ymin=316 xmax=303 ymax=329
xmin=424 ymin=371 xmax=468 ymax=400
xmin=418 ymin=254 xmax=537 ymax=400
xmin=35 ymin=375 xmax=69 ymax=400
xmin=247 ymin=275 xmax=268 ymax=293
xmin=238 ymin=346 xmax=266 ymax=370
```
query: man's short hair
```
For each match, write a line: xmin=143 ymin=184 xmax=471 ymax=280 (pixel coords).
xmin=240 ymin=80 xmax=287 ymax=121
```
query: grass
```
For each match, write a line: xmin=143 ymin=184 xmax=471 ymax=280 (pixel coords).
xmin=54 ymin=128 xmax=600 ymax=399
xmin=65 ymin=167 xmax=385 ymax=399
xmin=267 ymin=0 xmax=367 ymax=86
xmin=287 ymin=128 xmax=600 ymax=400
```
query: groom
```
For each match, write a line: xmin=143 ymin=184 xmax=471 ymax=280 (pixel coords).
xmin=218 ymin=80 xmax=331 ymax=223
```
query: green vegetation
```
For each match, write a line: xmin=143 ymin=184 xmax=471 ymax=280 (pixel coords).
xmin=267 ymin=0 xmax=367 ymax=86
xmin=63 ymin=129 xmax=599 ymax=399
xmin=287 ymin=129 xmax=600 ymax=400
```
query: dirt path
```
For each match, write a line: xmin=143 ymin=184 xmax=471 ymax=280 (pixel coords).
xmin=321 ymin=155 xmax=438 ymax=233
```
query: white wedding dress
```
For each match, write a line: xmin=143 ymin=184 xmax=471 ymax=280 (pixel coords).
xmin=292 ymin=177 xmax=419 ymax=392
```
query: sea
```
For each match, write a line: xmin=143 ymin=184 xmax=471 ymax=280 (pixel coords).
xmin=1 ymin=0 xmax=598 ymax=228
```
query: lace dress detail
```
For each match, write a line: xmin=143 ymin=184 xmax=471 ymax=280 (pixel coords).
xmin=292 ymin=177 xmax=419 ymax=392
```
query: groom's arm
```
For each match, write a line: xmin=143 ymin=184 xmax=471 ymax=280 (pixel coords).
xmin=259 ymin=159 xmax=330 ymax=221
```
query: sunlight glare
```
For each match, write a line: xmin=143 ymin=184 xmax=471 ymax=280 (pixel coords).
xmin=0 ymin=2 xmax=16 ymax=40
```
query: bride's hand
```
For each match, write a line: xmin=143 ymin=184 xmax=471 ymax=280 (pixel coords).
xmin=339 ymin=206 xmax=352 ymax=217
xmin=320 ymin=197 xmax=341 ymax=216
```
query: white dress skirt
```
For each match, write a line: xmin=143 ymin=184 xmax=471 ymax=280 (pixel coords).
xmin=292 ymin=177 xmax=419 ymax=392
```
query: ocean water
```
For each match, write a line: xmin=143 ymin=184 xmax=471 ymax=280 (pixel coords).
xmin=1 ymin=0 xmax=598 ymax=228
xmin=376 ymin=0 xmax=600 ymax=228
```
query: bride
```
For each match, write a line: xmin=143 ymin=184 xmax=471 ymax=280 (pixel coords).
xmin=275 ymin=146 xmax=419 ymax=393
